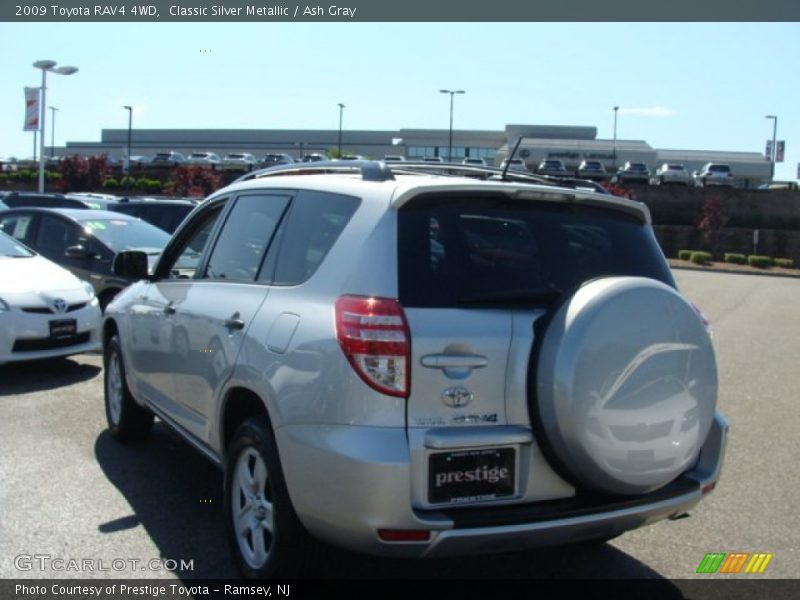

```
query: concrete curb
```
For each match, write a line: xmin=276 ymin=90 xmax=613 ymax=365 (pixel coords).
xmin=669 ymin=262 xmax=800 ymax=280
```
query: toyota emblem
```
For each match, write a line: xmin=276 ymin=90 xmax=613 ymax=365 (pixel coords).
xmin=441 ymin=386 xmax=474 ymax=408
xmin=52 ymin=298 xmax=68 ymax=313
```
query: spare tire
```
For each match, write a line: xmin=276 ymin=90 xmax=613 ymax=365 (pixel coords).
xmin=533 ymin=277 xmax=717 ymax=496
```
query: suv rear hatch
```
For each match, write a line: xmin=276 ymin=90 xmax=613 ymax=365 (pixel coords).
xmin=397 ymin=190 xmax=686 ymax=507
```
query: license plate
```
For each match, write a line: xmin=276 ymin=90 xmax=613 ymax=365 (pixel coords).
xmin=428 ymin=447 xmax=515 ymax=504
xmin=49 ymin=319 xmax=77 ymax=339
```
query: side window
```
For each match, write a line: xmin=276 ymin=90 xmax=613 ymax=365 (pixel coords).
xmin=0 ymin=215 xmax=33 ymax=242
xmin=260 ymin=190 xmax=360 ymax=285
xmin=205 ymin=194 xmax=290 ymax=282
xmin=35 ymin=215 xmax=78 ymax=260
xmin=162 ymin=203 xmax=224 ymax=279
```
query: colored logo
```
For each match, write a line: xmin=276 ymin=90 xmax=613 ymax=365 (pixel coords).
xmin=696 ymin=552 xmax=773 ymax=574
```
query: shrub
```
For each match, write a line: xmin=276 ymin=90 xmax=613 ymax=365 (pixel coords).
xmin=724 ymin=253 xmax=746 ymax=265
xmin=747 ymin=255 xmax=772 ymax=269
xmin=773 ymin=258 xmax=794 ymax=269
xmin=690 ymin=251 xmax=712 ymax=265
xmin=678 ymin=250 xmax=695 ymax=261
xmin=0 ymin=174 xmax=7 ymax=183
xmin=103 ymin=177 xmax=119 ymax=189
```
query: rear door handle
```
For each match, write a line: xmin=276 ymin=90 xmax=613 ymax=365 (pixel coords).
xmin=420 ymin=354 xmax=488 ymax=369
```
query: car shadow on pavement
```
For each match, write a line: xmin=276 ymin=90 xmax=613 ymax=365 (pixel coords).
xmin=95 ymin=423 xmax=682 ymax=588
xmin=0 ymin=355 xmax=101 ymax=396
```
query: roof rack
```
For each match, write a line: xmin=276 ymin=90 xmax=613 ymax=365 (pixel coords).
xmin=233 ymin=159 xmax=609 ymax=195
xmin=234 ymin=160 xmax=395 ymax=184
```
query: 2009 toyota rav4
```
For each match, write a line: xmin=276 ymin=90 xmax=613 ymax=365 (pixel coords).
xmin=103 ymin=161 xmax=728 ymax=578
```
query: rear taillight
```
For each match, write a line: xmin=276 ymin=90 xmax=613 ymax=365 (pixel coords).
xmin=335 ymin=295 xmax=411 ymax=398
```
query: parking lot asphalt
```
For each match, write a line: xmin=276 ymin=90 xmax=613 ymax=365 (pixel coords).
xmin=0 ymin=271 xmax=798 ymax=586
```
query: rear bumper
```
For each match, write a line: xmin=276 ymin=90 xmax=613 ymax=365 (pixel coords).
xmin=276 ymin=411 xmax=728 ymax=558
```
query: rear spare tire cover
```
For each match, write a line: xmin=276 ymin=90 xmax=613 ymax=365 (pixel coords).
xmin=535 ymin=277 xmax=717 ymax=495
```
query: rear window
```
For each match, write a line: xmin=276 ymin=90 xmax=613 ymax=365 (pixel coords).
xmin=398 ymin=194 xmax=673 ymax=308
xmin=709 ymin=165 xmax=730 ymax=172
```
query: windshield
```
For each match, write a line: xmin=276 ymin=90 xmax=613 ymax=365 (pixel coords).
xmin=0 ymin=231 xmax=34 ymax=258
xmin=77 ymin=218 xmax=170 ymax=252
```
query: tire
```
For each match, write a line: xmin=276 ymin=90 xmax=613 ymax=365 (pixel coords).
xmin=104 ymin=335 xmax=154 ymax=441
xmin=531 ymin=277 xmax=717 ymax=496
xmin=225 ymin=417 xmax=318 ymax=579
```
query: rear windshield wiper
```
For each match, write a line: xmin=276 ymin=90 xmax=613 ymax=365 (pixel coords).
xmin=457 ymin=286 xmax=562 ymax=307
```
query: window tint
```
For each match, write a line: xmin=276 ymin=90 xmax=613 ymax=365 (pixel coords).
xmin=35 ymin=215 xmax=79 ymax=259
xmin=205 ymin=194 xmax=290 ymax=281
xmin=398 ymin=194 xmax=674 ymax=308
xmin=163 ymin=203 xmax=224 ymax=279
xmin=0 ymin=214 xmax=33 ymax=242
xmin=259 ymin=190 xmax=360 ymax=285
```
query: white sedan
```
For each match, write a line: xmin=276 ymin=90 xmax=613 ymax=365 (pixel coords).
xmin=0 ymin=231 xmax=101 ymax=364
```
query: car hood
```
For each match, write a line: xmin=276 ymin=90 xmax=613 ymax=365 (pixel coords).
xmin=0 ymin=255 xmax=84 ymax=293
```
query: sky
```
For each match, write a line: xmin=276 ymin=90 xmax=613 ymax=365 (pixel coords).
xmin=0 ymin=22 xmax=798 ymax=180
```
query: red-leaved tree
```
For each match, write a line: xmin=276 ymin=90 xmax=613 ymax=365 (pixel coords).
xmin=163 ymin=166 xmax=223 ymax=197
xmin=57 ymin=154 xmax=110 ymax=192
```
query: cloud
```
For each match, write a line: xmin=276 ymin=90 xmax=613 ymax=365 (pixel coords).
xmin=619 ymin=107 xmax=675 ymax=117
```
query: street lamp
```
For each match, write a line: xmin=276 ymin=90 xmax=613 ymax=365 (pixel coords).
xmin=612 ymin=106 xmax=619 ymax=170
xmin=123 ymin=106 xmax=133 ymax=196
xmin=765 ymin=115 xmax=777 ymax=181
xmin=33 ymin=60 xmax=78 ymax=192
xmin=49 ymin=106 xmax=58 ymax=158
xmin=337 ymin=103 xmax=345 ymax=158
xmin=440 ymin=89 xmax=465 ymax=162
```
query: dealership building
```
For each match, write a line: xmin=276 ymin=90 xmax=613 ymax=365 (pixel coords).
xmin=65 ymin=123 xmax=773 ymax=186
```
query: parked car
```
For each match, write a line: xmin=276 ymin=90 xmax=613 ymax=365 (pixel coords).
xmin=500 ymin=158 xmax=528 ymax=171
xmin=383 ymin=155 xmax=406 ymax=162
xmin=0 ymin=199 xmax=8 ymax=211
xmin=3 ymin=192 xmax=91 ymax=210
xmin=104 ymin=160 xmax=727 ymax=578
xmin=422 ymin=156 xmax=444 ymax=163
xmin=150 ymin=151 xmax=186 ymax=168
xmin=261 ymin=153 xmax=294 ymax=167
xmin=186 ymin=152 xmax=222 ymax=166
xmin=221 ymin=153 xmax=260 ymax=171
xmin=129 ymin=155 xmax=150 ymax=167
xmin=694 ymin=163 xmax=734 ymax=187
xmin=536 ymin=159 xmax=569 ymax=177
xmin=653 ymin=163 xmax=692 ymax=186
xmin=462 ymin=158 xmax=487 ymax=166
xmin=299 ymin=153 xmax=329 ymax=163
xmin=616 ymin=161 xmax=651 ymax=184
xmin=0 ymin=230 xmax=101 ymax=364
xmin=0 ymin=208 xmax=170 ymax=310
xmin=576 ymin=160 xmax=608 ymax=180
xmin=340 ymin=154 xmax=366 ymax=161
xmin=66 ymin=193 xmax=120 ymax=210
xmin=111 ymin=199 xmax=196 ymax=234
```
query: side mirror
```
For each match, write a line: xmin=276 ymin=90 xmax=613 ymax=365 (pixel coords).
xmin=65 ymin=244 xmax=91 ymax=259
xmin=113 ymin=250 xmax=149 ymax=279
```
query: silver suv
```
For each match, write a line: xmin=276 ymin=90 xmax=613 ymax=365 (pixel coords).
xmin=104 ymin=161 xmax=728 ymax=578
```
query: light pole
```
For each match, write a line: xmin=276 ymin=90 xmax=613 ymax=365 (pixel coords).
xmin=33 ymin=60 xmax=78 ymax=192
xmin=765 ymin=114 xmax=777 ymax=181
xmin=123 ymin=105 xmax=133 ymax=196
xmin=612 ymin=106 xmax=619 ymax=170
xmin=49 ymin=106 xmax=58 ymax=158
xmin=337 ymin=103 xmax=345 ymax=158
xmin=440 ymin=89 xmax=465 ymax=162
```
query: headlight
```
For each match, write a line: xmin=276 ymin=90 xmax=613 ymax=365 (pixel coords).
xmin=82 ymin=282 xmax=99 ymax=306
xmin=0 ymin=298 xmax=9 ymax=312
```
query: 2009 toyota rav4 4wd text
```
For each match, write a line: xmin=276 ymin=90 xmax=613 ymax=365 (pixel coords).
xmin=104 ymin=160 xmax=728 ymax=578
